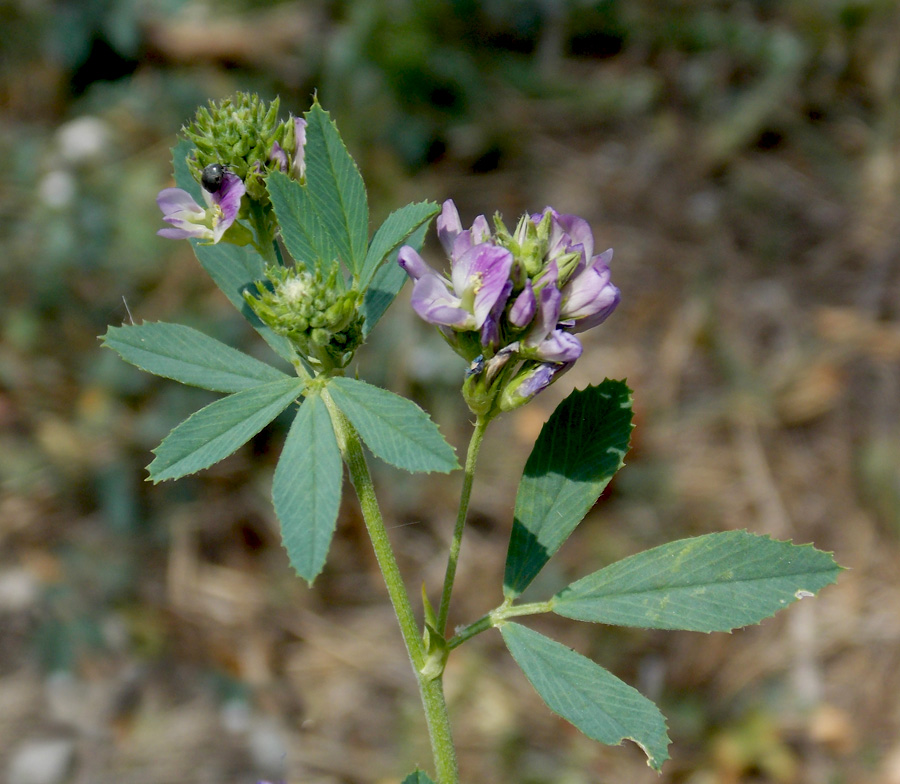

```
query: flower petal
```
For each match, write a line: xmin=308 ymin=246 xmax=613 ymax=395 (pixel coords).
xmin=156 ymin=187 xmax=212 ymax=240
xmin=157 ymin=226 xmax=205 ymax=240
xmin=569 ymin=282 xmax=620 ymax=332
xmin=157 ymin=187 xmax=204 ymax=217
xmin=481 ymin=279 xmax=513 ymax=347
xmin=292 ymin=117 xmax=307 ymax=180
xmin=398 ymin=246 xmax=436 ymax=281
xmin=533 ymin=329 xmax=582 ymax=362
xmin=437 ymin=199 xmax=463 ymax=256
xmin=526 ymin=270 xmax=562 ymax=347
xmin=207 ymin=173 xmax=246 ymax=242
xmin=471 ymin=214 xmax=491 ymax=244
xmin=214 ymin=173 xmax=245 ymax=218
xmin=556 ymin=213 xmax=594 ymax=266
xmin=509 ymin=281 xmax=536 ymax=328
xmin=270 ymin=141 xmax=289 ymax=172
xmin=459 ymin=245 xmax=514 ymax=328
xmin=561 ymin=249 xmax=620 ymax=331
xmin=410 ymin=274 xmax=472 ymax=328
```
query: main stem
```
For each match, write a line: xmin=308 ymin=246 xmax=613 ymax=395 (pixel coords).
xmin=324 ymin=394 xmax=459 ymax=784
xmin=437 ymin=415 xmax=490 ymax=635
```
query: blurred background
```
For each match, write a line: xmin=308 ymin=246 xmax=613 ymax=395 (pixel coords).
xmin=2 ymin=0 xmax=899 ymax=782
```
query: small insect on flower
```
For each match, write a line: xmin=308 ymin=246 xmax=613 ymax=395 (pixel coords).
xmin=201 ymin=163 xmax=226 ymax=193
xmin=465 ymin=355 xmax=485 ymax=379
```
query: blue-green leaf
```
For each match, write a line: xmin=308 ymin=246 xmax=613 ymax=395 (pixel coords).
xmin=360 ymin=201 xmax=439 ymax=288
xmin=504 ymin=381 xmax=633 ymax=598
xmin=360 ymin=220 xmax=427 ymax=337
xmin=302 ymin=101 xmax=369 ymax=274
xmin=172 ymin=138 xmax=202 ymax=202
xmin=401 ymin=771 xmax=436 ymax=784
xmin=500 ymin=622 xmax=670 ymax=771
xmin=191 ymin=240 xmax=296 ymax=364
xmin=273 ymin=394 xmax=342 ymax=584
xmin=553 ymin=531 xmax=842 ymax=632
xmin=102 ymin=322 xmax=289 ymax=393
xmin=327 ymin=377 xmax=458 ymax=473
xmin=267 ymin=170 xmax=338 ymax=272
xmin=149 ymin=378 xmax=305 ymax=482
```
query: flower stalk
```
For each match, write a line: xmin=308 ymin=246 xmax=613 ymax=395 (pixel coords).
xmin=323 ymin=392 xmax=459 ymax=784
xmin=437 ymin=414 xmax=491 ymax=634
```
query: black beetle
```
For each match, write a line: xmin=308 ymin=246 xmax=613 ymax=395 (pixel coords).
xmin=201 ymin=163 xmax=226 ymax=193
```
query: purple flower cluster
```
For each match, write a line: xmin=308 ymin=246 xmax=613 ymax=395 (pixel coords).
xmin=398 ymin=200 xmax=620 ymax=412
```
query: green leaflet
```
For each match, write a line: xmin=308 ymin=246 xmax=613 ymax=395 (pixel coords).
xmin=172 ymin=137 xmax=202 ymax=202
xmin=273 ymin=393 xmax=342 ymax=584
xmin=401 ymin=771 xmax=436 ymax=784
xmin=553 ymin=530 xmax=842 ymax=632
xmin=302 ymin=101 xmax=369 ymax=274
xmin=327 ymin=377 xmax=458 ymax=474
xmin=361 ymin=222 xmax=428 ymax=337
xmin=360 ymin=200 xmax=439 ymax=288
xmin=148 ymin=378 xmax=305 ymax=482
xmin=267 ymin=170 xmax=339 ymax=272
xmin=504 ymin=381 xmax=633 ymax=598
xmin=500 ymin=622 xmax=670 ymax=771
xmin=102 ymin=322 xmax=289 ymax=393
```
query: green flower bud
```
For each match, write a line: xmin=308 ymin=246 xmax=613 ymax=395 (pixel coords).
xmin=244 ymin=264 xmax=365 ymax=372
xmin=182 ymin=93 xmax=297 ymax=204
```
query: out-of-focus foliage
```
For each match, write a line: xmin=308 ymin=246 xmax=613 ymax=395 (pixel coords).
xmin=2 ymin=0 xmax=899 ymax=782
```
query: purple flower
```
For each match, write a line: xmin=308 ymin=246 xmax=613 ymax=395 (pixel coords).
xmin=518 ymin=263 xmax=583 ymax=363
xmin=542 ymin=210 xmax=594 ymax=271
xmin=269 ymin=141 xmax=289 ymax=172
xmin=560 ymin=248 xmax=620 ymax=332
xmin=499 ymin=361 xmax=573 ymax=412
xmin=524 ymin=209 xmax=620 ymax=332
xmin=397 ymin=241 xmax=513 ymax=337
xmin=508 ymin=280 xmax=536 ymax=328
xmin=480 ymin=278 xmax=513 ymax=348
xmin=401 ymin=198 xmax=619 ymax=416
xmin=157 ymin=172 xmax=245 ymax=243
xmin=437 ymin=199 xmax=491 ymax=264
xmin=291 ymin=117 xmax=307 ymax=181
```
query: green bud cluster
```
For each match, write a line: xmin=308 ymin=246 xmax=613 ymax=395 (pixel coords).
xmin=245 ymin=265 xmax=365 ymax=371
xmin=183 ymin=93 xmax=298 ymax=202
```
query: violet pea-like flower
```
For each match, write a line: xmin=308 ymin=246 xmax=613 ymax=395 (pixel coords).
xmin=397 ymin=241 xmax=513 ymax=340
xmin=291 ymin=117 xmax=307 ymax=181
xmin=499 ymin=361 xmax=572 ymax=412
xmin=559 ymin=248 xmax=621 ymax=332
xmin=541 ymin=209 xmax=595 ymax=270
xmin=518 ymin=263 xmax=582 ymax=363
xmin=269 ymin=141 xmax=289 ymax=173
xmin=157 ymin=171 xmax=245 ymax=243
xmin=436 ymin=199 xmax=491 ymax=265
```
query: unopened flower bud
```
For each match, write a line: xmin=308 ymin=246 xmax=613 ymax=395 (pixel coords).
xmin=182 ymin=93 xmax=304 ymax=205
xmin=499 ymin=362 xmax=570 ymax=412
xmin=244 ymin=265 xmax=364 ymax=371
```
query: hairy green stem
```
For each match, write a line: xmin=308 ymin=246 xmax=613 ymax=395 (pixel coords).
xmin=323 ymin=392 xmax=459 ymax=784
xmin=448 ymin=600 xmax=554 ymax=650
xmin=437 ymin=415 xmax=491 ymax=635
